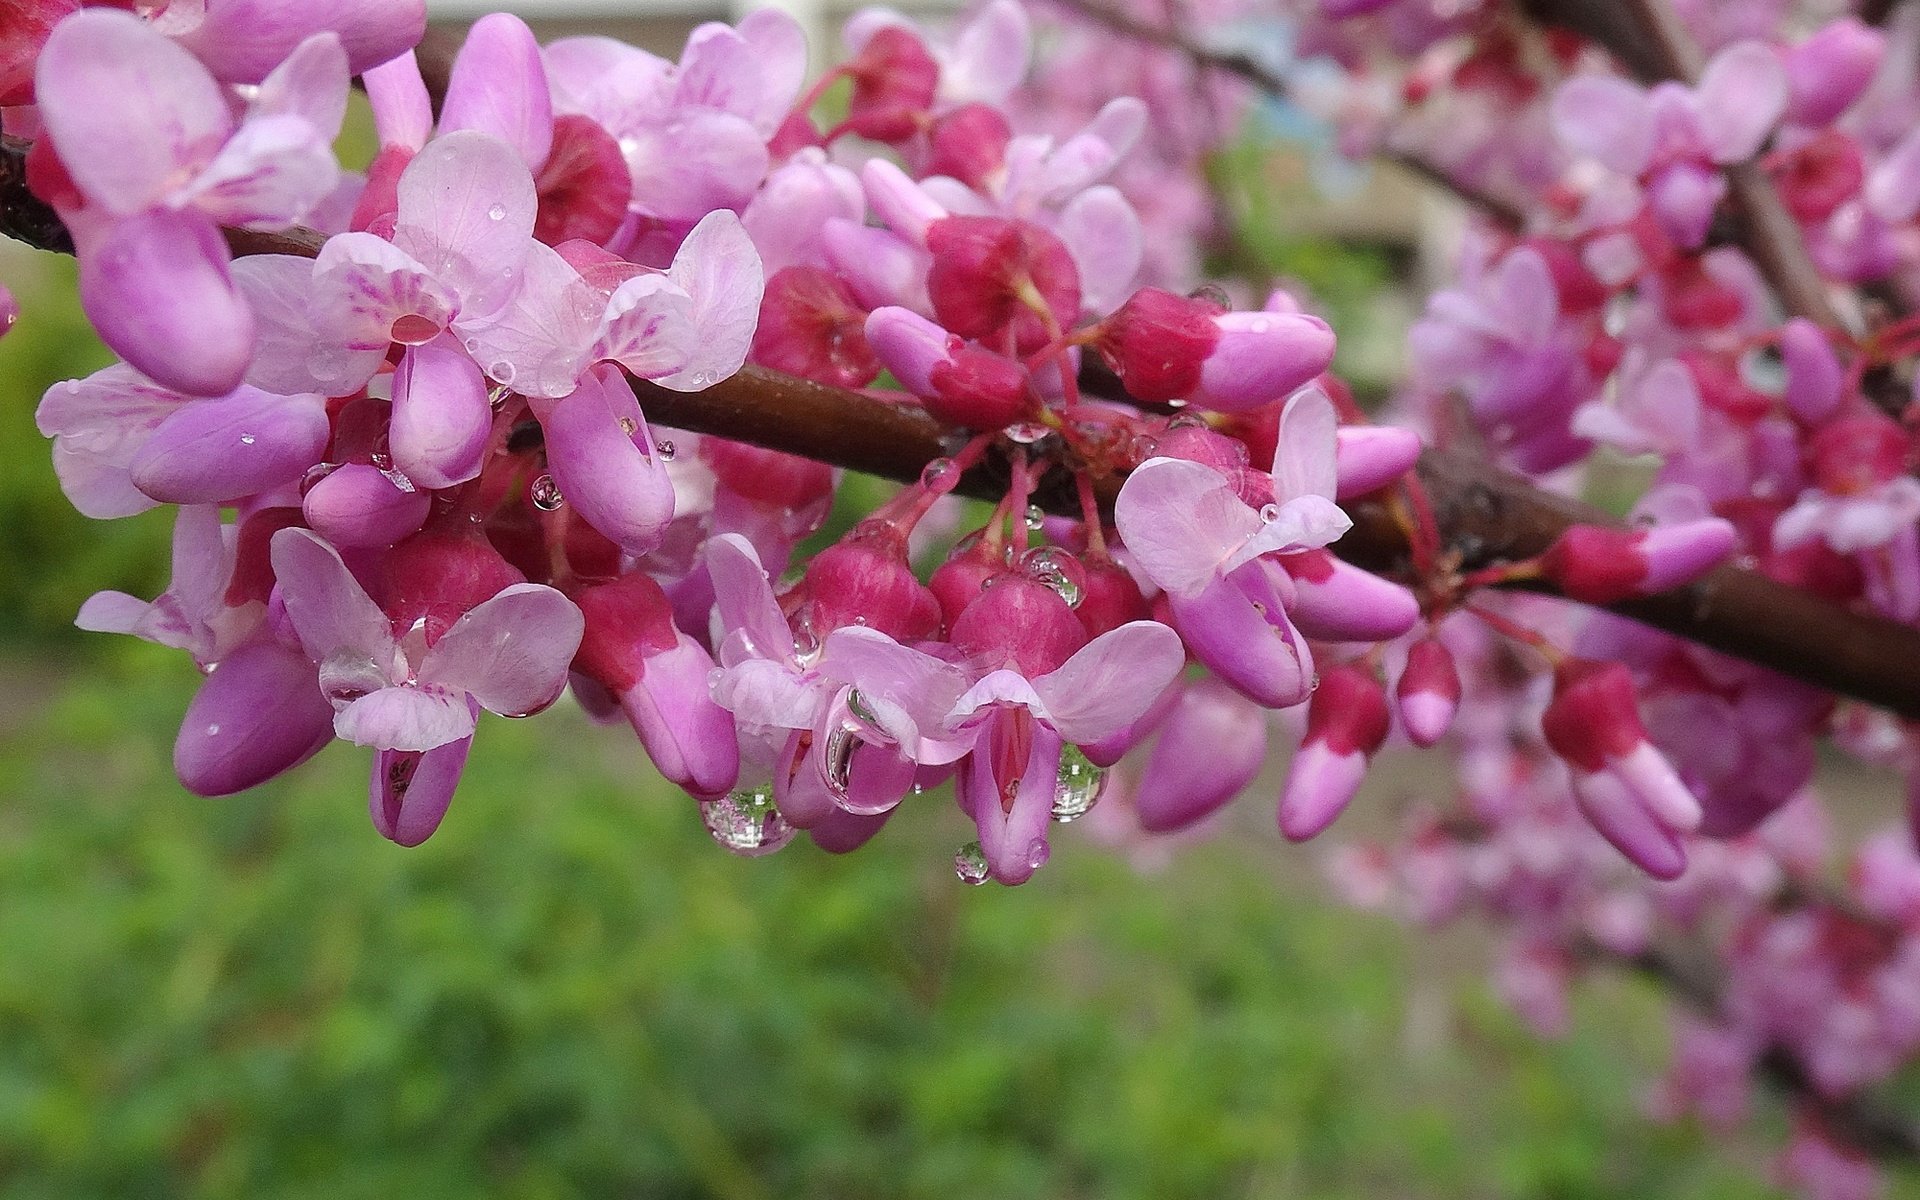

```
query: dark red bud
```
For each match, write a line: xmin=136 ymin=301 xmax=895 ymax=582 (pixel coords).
xmin=1095 ymin=287 xmax=1222 ymax=402
xmin=844 ymin=27 xmax=939 ymax=142
xmin=1541 ymin=659 xmax=1647 ymax=771
xmin=533 ymin=114 xmax=631 ymax=247
xmin=1539 ymin=525 xmax=1649 ymax=604
xmin=949 ymin=574 xmax=1088 ymax=677
xmin=571 ymin=571 xmax=682 ymax=692
xmin=752 ymin=265 xmax=880 ymax=389
xmin=1809 ymin=413 xmax=1909 ymax=494
xmin=1303 ymin=663 xmax=1390 ymax=756
xmin=925 ymin=215 xmax=1080 ymax=355
xmin=926 ymin=103 xmax=1012 ymax=189
xmin=925 ymin=344 xmax=1035 ymax=428
xmin=378 ymin=530 xmax=527 ymax=643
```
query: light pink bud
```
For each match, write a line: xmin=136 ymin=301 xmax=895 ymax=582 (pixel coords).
xmin=302 ymin=463 xmax=431 ymax=548
xmin=532 ymin=365 xmax=674 ymax=555
xmin=950 ymin=574 xmax=1087 ymax=678
xmin=1780 ymin=317 xmax=1842 ymax=424
xmin=809 ymin=807 xmax=892 ymax=853
xmin=130 ymin=388 xmax=330 ymax=505
xmin=864 ymin=306 xmax=959 ymax=396
xmin=1137 ymin=678 xmax=1267 ymax=832
xmin=369 ymin=713 xmax=476 ymax=846
xmin=1283 ymin=550 xmax=1421 ymax=642
xmin=1333 ymin=425 xmax=1421 ymax=499
xmin=1539 ymin=519 xmax=1735 ymax=603
xmin=79 ymin=209 xmax=254 ymax=398
xmin=391 ymin=338 xmax=492 ymax=489
xmin=1190 ymin=311 xmax=1336 ymax=414
xmin=1395 ymin=637 xmax=1460 ymax=748
xmin=174 ymin=637 xmax=334 ymax=796
xmin=861 ymin=159 xmax=947 ymax=242
xmin=1166 ymin=561 xmax=1312 ymax=709
xmin=1638 ymin=519 xmax=1738 ymax=591
xmin=1784 ymin=18 xmax=1884 ymax=128
xmin=805 ymin=526 xmax=941 ymax=641
xmin=1278 ymin=663 xmax=1388 ymax=841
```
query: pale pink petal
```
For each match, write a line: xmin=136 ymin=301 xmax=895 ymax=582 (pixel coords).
xmin=706 ymin=533 xmax=796 ymax=667
xmin=543 ymin=37 xmax=673 ymax=131
xmin=250 ymin=31 xmax=350 ymax=137
xmin=652 ymin=210 xmax=764 ymax=391
xmin=361 ymin=50 xmax=432 ymax=151
xmin=268 ymin=527 xmax=397 ymax=664
xmin=1691 ymin=41 xmax=1787 ymax=163
xmin=35 ymin=365 xmax=180 ymax=519
xmin=624 ymin=108 xmax=768 ymax=222
xmin=1055 ymin=185 xmax=1140 ymax=315
xmin=1551 ymin=75 xmax=1655 ymax=175
xmin=390 ymin=339 xmax=493 ymax=489
xmin=1136 ymin=678 xmax=1267 ymax=832
xmin=1272 ymin=385 xmax=1339 ymax=502
xmin=1112 ymin=457 xmax=1261 ymax=598
xmin=129 ymin=388 xmax=329 ymax=505
xmin=951 ymin=669 xmax=1049 ymax=724
xmin=173 ymin=0 xmax=427 ymax=83
xmin=1033 ymin=620 xmax=1185 ymax=745
xmin=392 ymin=129 xmax=538 ymax=322
xmin=676 ymin=11 xmax=808 ymax=136
xmin=79 ymin=208 xmax=254 ymax=398
xmin=942 ymin=0 xmax=1030 ymax=104
xmin=419 ymin=583 xmax=585 ymax=717
xmin=440 ymin=13 xmax=554 ymax=173
xmin=816 ymin=625 xmax=971 ymax=755
xmin=1867 ymin=129 xmax=1920 ymax=223
xmin=462 ymin=239 xmax=599 ymax=399
xmin=620 ymin=633 xmax=740 ymax=798
xmin=312 ymin=231 xmax=456 ymax=350
xmin=232 ymin=254 xmax=384 ymax=395
xmin=1227 ymin=495 xmax=1353 ymax=570
xmin=37 ymin=9 xmax=231 ymax=214
xmin=335 ymin=684 xmax=476 ymax=751
xmin=182 ymin=113 xmax=341 ymax=229
xmin=591 ymin=273 xmax=697 ymax=380
xmin=1486 ymin=248 xmax=1561 ymax=347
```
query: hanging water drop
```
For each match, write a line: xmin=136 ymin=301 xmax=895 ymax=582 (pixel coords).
xmin=821 ymin=723 xmax=859 ymax=799
xmin=1026 ymin=838 xmax=1051 ymax=870
xmin=1260 ymin=503 xmax=1282 ymax=523
xmin=847 ymin=688 xmax=879 ymax=725
xmin=920 ymin=457 xmax=957 ymax=489
xmin=954 ymin=840 xmax=990 ymax=885
xmin=654 ymin=439 xmax=676 ymax=461
xmin=529 ymin=474 xmax=564 ymax=511
xmin=1051 ymin=744 xmax=1107 ymax=822
xmin=487 ymin=384 xmax=515 ymax=406
xmin=1024 ymin=504 xmax=1045 ymax=531
xmin=702 ymin=784 xmax=796 ymax=856
xmin=1020 ymin=546 xmax=1086 ymax=609
xmin=1004 ymin=421 xmax=1051 ymax=445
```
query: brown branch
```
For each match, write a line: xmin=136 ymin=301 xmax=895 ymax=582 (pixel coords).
xmin=6 ymin=137 xmax=1920 ymax=718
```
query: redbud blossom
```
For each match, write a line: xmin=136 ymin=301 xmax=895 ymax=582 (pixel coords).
xmin=1538 ymin=519 xmax=1738 ymax=604
xmin=1278 ymin=663 xmax=1390 ymax=841
xmin=1396 ymin=638 xmax=1462 ymax=748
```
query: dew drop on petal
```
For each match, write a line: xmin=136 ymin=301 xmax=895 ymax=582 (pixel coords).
xmin=205 ymin=723 xmax=220 ymax=736
xmin=1025 ymin=837 xmax=1051 ymax=870
xmin=1051 ymin=744 xmax=1107 ymax=822
xmin=238 ymin=434 xmax=256 ymax=446
xmin=847 ymin=688 xmax=879 ymax=725
xmin=702 ymin=784 xmax=796 ymax=856
xmin=489 ymin=361 xmax=516 ymax=385
xmin=529 ymin=474 xmax=564 ymax=511
xmin=487 ymin=203 xmax=507 ymax=221
xmin=618 ymin=416 xmax=637 ymax=435
xmin=954 ymin=840 xmax=990 ymax=885
xmin=1005 ymin=421 xmax=1051 ymax=445
xmin=654 ymin=439 xmax=676 ymax=461
xmin=822 ymin=723 xmax=858 ymax=800
xmin=1260 ymin=503 xmax=1282 ymax=523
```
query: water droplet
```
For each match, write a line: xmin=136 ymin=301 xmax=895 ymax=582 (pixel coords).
xmin=1128 ymin=435 xmax=1159 ymax=463
xmin=369 ymin=450 xmax=394 ymax=471
xmin=618 ymin=416 xmax=637 ymax=435
xmin=654 ymin=439 xmax=676 ymax=461
xmin=1025 ymin=504 xmax=1045 ymax=531
xmin=205 ymin=724 xmax=220 ymax=737
xmin=911 ymin=783 xmax=926 ymax=795
xmin=238 ymin=433 xmax=256 ymax=446
xmin=487 ymin=203 xmax=507 ymax=221
xmin=1004 ymin=421 xmax=1052 ymax=445
xmin=847 ymin=688 xmax=879 ymax=725
xmin=954 ymin=841 xmax=990 ymax=885
xmin=1020 ymin=546 xmax=1085 ymax=609
xmin=689 ymin=371 xmax=714 ymax=388
xmin=822 ymin=723 xmax=858 ymax=799
xmin=1025 ymin=838 xmax=1051 ymax=870
xmin=1259 ymin=502 xmax=1282 ymax=523
xmin=1051 ymin=744 xmax=1107 ymax=822
xmin=792 ymin=614 xmax=823 ymax=667
xmin=300 ymin=462 xmax=337 ymax=495
xmin=529 ymin=474 xmax=564 ymax=511
xmin=920 ymin=457 xmax=957 ymax=489
xmin=702 ymin=785 xmax=796 ymax=856
xmin=852 ymin=614 xmax=868 ymax=626
xmin=489 ymin=360 xmax=516 ymax=385
xmin=1166 ymin=398 xmax=1189 ymax=410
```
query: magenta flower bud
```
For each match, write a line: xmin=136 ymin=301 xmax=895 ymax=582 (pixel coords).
xmin=130 ymin=388 xmax=330 ymax=505
xmin=1277 ymin=663 xmax=1388 ymax=842
xmin=950 ymin=574 xmax=1088 ymax=678
xmin=1191 ymin=311 xmax=1336 ymax=414
xmin=532 ymin=364 xmax=674 ymax=555
xmin=1333 ymin=425 xmax=1421 ymax=499
xmin=925 ymin=103 xmax=1013 ymax=189
xmin=1073 ymin=556 xmax=1150 ymax=639
xmin=925 ymin=215 xmax=1080 ymax=354
xmin=1647 ymin=164 xmax=1725 ymax=250
xmin=173 ymin=636 xmax=335 ymax=796
xmin=805 ymin=526 xmax=941 ymax=641
xmin=574 ymin=572 xmax=740 ymax=799
xmin=1538 ymin=519 xmax=1736 ymax=603
xmin=755 ymin=266 xmax=880 ymax=389
xmin=842 ymin=25 xmax=939 ymax=142
xmin=1137 ymin=678 xmax=1268 ymax=832
xmin=867 ymin=305 xmax=1033 ymax=428
xmin=1542 ymin=659 xmax=1700 ymax=878
xmin=1781 ymin=317 xmax=1842 ymax=424
xmin=1283 ymin=550 xmax=1421 ymax=642
xmin=1395 ymin=638 xmax=1461 ymax=748
xmin=1095 ymin=287 xmax=1223 ymax=403
xmin=79 ymin=208 xmax=254 ymax=398
xmin=302 ymin=463 xmax=432 ymax=548
xmin=1784 ymin=18 xmax=1884 ymax=127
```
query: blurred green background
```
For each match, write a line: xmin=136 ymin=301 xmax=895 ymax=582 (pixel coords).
xmin=0 ymin=218 xmax=1897 ymax=1199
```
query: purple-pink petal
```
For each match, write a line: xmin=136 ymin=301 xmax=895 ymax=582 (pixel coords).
xmin=370 ymin=704 xmax=477 ymax=847
xmin=391 ymin=339 xmax=493 ymax=488
xmin=440 ymin=13 xmax=555 ymax=173
xmin=418 ymin=583 xmax=585 ymax=718
xmin=174 ymin=637 xmax=335 ymax=796
xmin=79 ymin=208 xmax=255 ymax=399
xmin=130 ymin=387 xmax=329 ymax=505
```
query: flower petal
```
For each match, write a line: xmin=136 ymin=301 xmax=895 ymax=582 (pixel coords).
xmin=269 ymin=527 xmax=396 ymax=665
xmin=651 ymin=210 xmax=765 ymax=391
xmin=335 ymin=684 xmax=477 ymax=751
xmin=1032 ymin=620 xmax=1185 ymax=745
xmin=439 ymin=13 xmax=554 ymax=173
xmin=1113 ymin=457 xmax=1261 ymax=598
xmin=419 ymin=583 xmax=585 ymax=717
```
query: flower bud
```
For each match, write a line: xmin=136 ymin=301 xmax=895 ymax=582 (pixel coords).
xmin=805 ymin=523 xmax=941 ymax=641
xmin=950 ymin=573 xmax=1088 ymax=678
xmin=130 ymin=388 xmax=330 ymax=506
xmin=1784 ymin=18 xmax=1884 ymax=127
xmin=925 ymin=215 xmax=1080 ymax=354
xmin=174 ymin=637 xmax=335 ymax=796
xmin=1278 ymin=663 xmax=1389 ymax=841
xmin=1538 ymin=519 xmax=1737 ymax=603
xmin=1333 ymin=425 xmax=1422 ymax=499
xmin=1137 ymin=678 xmax=1267 ymax=832
xmin=302 ymin=463 xmax=431 ymax=548
xmin=1283 ymin=550 xmax=1421 ymax=642
xmin=843 ymin=25 xmax=939 ymax=141
xmin=756 ymin=266 xmax=881 ymax=389
xmin=1781 ymin=317 xmax=1843 ymax=424
xmin=925 ymin=103 xmax=1012 ymax=189
xmin=79 ymin=208 xmax=255 ymax=398
xmin=1395 ymin=637 xmax=1461 ymax=747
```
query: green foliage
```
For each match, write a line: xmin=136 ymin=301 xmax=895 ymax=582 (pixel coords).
xmin=0 ymin=652 xmax=1886 ymax=1199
